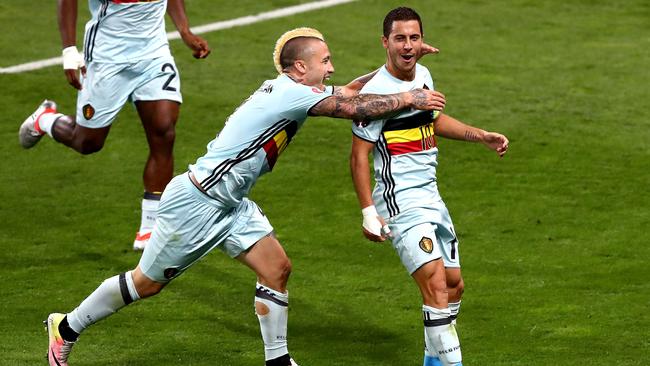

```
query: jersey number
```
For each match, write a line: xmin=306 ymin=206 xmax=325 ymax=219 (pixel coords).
xmin=162 ymin=63 xmax=177 ymax=92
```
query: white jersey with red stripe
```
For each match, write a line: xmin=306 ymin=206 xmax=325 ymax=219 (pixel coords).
xmin=83 ymin=0 xmax=171 ymax=63
xmin=189 ymin=74 xmax=333 ymax=208
xmin=351 ymin=64 xmax=442 ymax=219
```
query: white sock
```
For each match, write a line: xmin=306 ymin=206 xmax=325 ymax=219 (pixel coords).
xmin=67 ymin=271 xmax=140 ymax=334
xmin=449 ymin=301 xmax=462 ymax=325
xmin=423 ymin=305 xmax=462 ymax=366
xmin=37 ymin=113 xmax=64 ymax=138
xmin=255 ymin=283 xmax=289 ymax=361
xmin=139 ymin=194 xmax=161 ymax=234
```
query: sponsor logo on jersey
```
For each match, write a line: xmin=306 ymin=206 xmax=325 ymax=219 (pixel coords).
xmin=419 ymin=236 xmax=434 ymax=253
xmin=311 ymin=87 xmax=324 ymax=93
xmin=82 ymin=104 xmax=95 ymax=120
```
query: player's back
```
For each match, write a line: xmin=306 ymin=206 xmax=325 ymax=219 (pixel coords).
xmin=83 ymin=0 xmax=170 ymax=63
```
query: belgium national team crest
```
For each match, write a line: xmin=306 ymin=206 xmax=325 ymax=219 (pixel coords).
xmin=419 ymin=236 xmax=434 ymax=254
xmin=82 ymin=104 xmax=95 ymax=120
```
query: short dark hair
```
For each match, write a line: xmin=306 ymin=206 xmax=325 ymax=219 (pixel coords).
xmin=383 ymin=7 xmax=423 ymax=38
xmin=279 ymin=37 xmax=322 ymax=71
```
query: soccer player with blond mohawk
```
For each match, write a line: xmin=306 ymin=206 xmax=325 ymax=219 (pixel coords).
xmin=43 ymin=27 xmax=447 ymax=366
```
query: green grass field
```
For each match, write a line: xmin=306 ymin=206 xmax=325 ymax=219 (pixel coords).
xmin=1 ymin=0 xmax=649 ymax=365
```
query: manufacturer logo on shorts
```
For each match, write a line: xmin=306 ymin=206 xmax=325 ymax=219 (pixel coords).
xmin=82 ymin=104 xmax=95 ymax=120
xmin=419 ymin=236 xmax=433 ymax=254
xmin=163 ymin=267 xmax=179 ymax=279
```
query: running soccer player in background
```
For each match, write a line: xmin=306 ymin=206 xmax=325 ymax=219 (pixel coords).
xmin=349 ymin=7 xmax=509 ymax=366
xmin=43 ymin=27 xmax=447 ymax=366
xmin=19 ymin=0 xmax=210 ymax=250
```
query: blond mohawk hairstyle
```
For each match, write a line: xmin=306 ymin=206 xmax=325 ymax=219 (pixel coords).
xmin=273 ymin=27 xmax=325 ymax=74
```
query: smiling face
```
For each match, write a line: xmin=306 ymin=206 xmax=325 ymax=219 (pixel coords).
xmin=301 ymin=39 xmax=335 ymax=87
xmin=382 ymin=19 xmax=423 ymax=81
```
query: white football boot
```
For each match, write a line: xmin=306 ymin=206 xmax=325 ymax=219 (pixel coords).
xmin=19 ymin=100 xmax=57 ymax=148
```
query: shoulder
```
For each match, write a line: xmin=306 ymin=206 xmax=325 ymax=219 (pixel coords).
xmin=360 ymin=66 xmax=394 ymax=94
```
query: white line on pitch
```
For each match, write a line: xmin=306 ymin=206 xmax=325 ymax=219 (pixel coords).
xmin=0 ymin=0 xmax=357 ymax=74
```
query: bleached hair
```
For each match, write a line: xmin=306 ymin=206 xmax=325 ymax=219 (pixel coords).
xmin=273 ymin=27 xmax=325 ymax=74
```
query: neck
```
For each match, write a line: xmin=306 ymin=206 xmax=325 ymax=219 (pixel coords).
xmin=385 ymin=62 xmax=415 ymax=81
xmin=283 ymin=72 xmax=325 ymax=90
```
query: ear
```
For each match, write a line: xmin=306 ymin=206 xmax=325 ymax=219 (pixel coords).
xmin=294 ymin=60 xmax=307 ymax=74
xmin=382 ymin=36 xmax=388 ymax=50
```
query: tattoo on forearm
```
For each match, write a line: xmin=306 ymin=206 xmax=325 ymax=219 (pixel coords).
xmin=464 ymin=130 xmax=481 ymax=142
xmin=410 ymin=89 xmax=428 ymax=109
xmin=332 ymin=94 xmax=403 ymax=120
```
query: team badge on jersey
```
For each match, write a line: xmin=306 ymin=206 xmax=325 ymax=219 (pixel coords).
xmin=82 ymin=104 xmax=95 ymax=120
xmin=419 ymin=236 xmax=434 ymax=254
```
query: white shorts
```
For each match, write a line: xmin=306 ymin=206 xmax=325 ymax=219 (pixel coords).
xmin=387 ymin=203 xmax=460 ymax=275
xmin=76 ymin=55 xmax=182 ymax=128
xmin=138 ymin=173 xmax=273 ymax=283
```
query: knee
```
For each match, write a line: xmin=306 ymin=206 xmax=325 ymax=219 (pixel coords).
xmin=78 ymin=139 xmax=105 ymax=155
xmin=447 ymin=277 xmax=465 ymax=301
xmin=149 ymin=122 xmax=176 ymax=145
xmin=263 ymin=257 xmax=292 ymax=288
xmin=276 ymin=257 xmax=292 ymax=283
xmin=136 ymin=281 xmax=164 ymax=299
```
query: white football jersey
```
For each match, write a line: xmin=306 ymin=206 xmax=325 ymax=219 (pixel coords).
xmin=352 ymin=64 xmax=442 ymax=219
xmin=190 ymin=74 xmax=333 ymax=207
xmin=83 ymin=0 xmax=170 ymax=63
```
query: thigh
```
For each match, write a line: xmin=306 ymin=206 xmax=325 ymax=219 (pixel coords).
xmin=236 ymin=234 xmax=288 ymax=280
xmin=391 ymin=220 xmax=443 ymax=275
xmin=138 ymin=174 xmax=236 ymax=282
xmin=221 ymin=199 xmax=274 ymax=258
xmin=435 ymin=204 xmax=461 ymax=269
xmin=130 ymin=56 xmax=183 ymax=104
xmin=76 ymin=62 xmax=133 ymax=128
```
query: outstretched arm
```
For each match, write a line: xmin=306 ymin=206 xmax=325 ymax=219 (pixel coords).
xmin=310 ymin=88 xmax=446 ymax=121
xmin=435 ymin=113 xmax=509 ymax=157
xmin=167 ymin=0 xmax=210 ymax=59
xmin=350 ymin=135 xmax=388 ymax=242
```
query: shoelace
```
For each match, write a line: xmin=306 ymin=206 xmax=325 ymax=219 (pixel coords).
xmin=58 ymin=340 xmax=75 ymax=362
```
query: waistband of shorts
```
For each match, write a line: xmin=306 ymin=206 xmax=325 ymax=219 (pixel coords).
xmin=182 ymin=171 xmax=231 ymax=210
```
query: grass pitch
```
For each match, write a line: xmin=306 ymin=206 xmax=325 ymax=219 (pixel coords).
xmin=1 ymin=0 xmax=648 ymax=365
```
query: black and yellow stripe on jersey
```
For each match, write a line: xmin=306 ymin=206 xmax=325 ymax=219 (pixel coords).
xmin=381 ymin=110 xmax=439 ymax=156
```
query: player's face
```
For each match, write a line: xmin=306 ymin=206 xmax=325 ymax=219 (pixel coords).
xmin=302 ymin=40 xmax=335 ymax=87
xmin=383 ymin=20 xmax=422 ymax=79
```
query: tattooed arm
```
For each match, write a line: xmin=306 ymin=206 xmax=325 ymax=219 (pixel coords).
xmin=309 ymin=88 xmax=446 ymax=121
xmin=434 ymin=113 xmax=510 ymax=157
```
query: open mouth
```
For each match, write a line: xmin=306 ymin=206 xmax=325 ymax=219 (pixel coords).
xmin=401 ymin=54 xmax=415 ymax=62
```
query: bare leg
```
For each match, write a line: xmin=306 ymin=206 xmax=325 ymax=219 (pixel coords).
xmin=237 ymin=234 xmax=295 ymax=366
xmin=52 ymin=115 xmax=111 ymax=154
xmin=135 ymin=100 xmax=179 ymax=193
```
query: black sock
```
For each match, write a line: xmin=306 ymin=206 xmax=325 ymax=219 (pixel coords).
xmin=58 ymin=316 xmax=80 ymax=342
xmin=265 ymin=353 xmax=291 ymax=366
